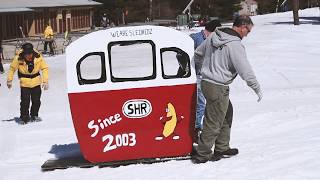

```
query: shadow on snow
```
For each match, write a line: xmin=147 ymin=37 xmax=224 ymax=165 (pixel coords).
xmin=48 ymin=143 xmax=83 ymax=159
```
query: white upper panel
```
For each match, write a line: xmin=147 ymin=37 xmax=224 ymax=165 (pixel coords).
xmin=66 ymin=25 xmax=196 ymax=94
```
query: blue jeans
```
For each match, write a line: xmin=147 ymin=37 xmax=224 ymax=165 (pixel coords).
xmin=196 ymin=75 xmax=206 ymax=129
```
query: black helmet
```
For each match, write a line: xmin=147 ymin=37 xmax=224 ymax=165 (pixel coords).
xmin=22 ymin=43 xmax=34 ymax=54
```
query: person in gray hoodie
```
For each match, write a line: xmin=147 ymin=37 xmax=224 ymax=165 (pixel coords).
xmin=192 ymin=15 xmax=263 ymax=164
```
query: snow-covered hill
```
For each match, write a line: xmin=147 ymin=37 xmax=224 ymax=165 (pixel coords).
xmin=1 ymin=8 xmax=320 ymax=180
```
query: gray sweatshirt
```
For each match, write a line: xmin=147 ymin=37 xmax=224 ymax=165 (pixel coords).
xmin=194 ymin=28 xmax=261 ymax=94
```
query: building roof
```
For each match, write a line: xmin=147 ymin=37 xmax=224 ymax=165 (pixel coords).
xmin=0 ymin=7 xmax=33 ymax=13
xmin=0 ymin=0 xmax=101 ymax=12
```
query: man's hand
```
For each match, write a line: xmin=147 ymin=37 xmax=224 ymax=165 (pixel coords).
xmin=256 ymin=91 xmax=263 ymax=102
xmin=42 ymin=82 xmax=49 ymax=90
xmin=7 ymin=81 xmax=12 ymax=89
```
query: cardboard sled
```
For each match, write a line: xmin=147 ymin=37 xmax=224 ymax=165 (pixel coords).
xmin=66 ymin=25 xmax=196 ymax=163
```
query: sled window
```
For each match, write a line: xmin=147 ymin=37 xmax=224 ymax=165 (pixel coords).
xmin=76 ymin=52 xmax=106 ymax=85
xmin=108 ymin=40 xmax=156 ymax=82
xmin=161 ymin=48 xmax=191 ymax=79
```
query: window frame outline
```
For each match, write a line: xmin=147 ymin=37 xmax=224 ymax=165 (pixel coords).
xmin=76 ymin=52 xmax=107 ymax=85
xmin=107 ymin=40 xmax=157 ymax=83
xmin=160 ymin=47 xmax=191 ymax=79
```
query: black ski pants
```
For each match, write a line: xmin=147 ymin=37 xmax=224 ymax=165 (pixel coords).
xmin=0 ymin=62 xmax=4 ymax=72
xmin=20 ymin=86 xmax=42 ymax=119
xmin=0 ymin=57 xmax=4 ymax=72
xmin=44 ymin=40 xmax=54 ymax=54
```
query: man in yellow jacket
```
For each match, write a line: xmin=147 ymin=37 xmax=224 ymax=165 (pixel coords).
xmin=44 ymin=24 xmax=54 ymax=55
xmin=7 ymin=43 xmax=49 ymax=124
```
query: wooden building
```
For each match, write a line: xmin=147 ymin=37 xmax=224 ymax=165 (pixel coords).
xmin=0 ymin=0 xmax=101 ymax=40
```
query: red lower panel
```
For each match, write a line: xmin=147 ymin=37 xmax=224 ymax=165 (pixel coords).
xmin=68 ymin=84 xmax=196 ymax=163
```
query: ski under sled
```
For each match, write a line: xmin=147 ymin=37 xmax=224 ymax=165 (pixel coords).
xmin=41 ymin=154 xmax=192 ymax=171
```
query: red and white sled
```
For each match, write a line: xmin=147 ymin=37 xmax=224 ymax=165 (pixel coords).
xmin=66 ymin=26 xmax=196 ymax=163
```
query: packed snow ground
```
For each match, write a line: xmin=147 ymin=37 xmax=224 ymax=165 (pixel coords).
xmin=1 ymin=8 xmax=320 ymax=180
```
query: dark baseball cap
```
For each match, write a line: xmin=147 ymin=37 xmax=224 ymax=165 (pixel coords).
xmin=22 ymin=43 xmax=34 ymax=54
xmin=205 ymin=20 xmax=222 ymax=32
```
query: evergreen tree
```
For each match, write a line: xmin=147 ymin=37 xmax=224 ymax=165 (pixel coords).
xmin=169 ymin=0 xmax=241 ymax=20
xmin=255 ymin=0 xmax=320 ymax=14
xmin=255 ymin=0 xmax=278 ymax=14
xmin=212 ymin=0 xmax=242 ymax=19
xmin=95 ymin=0 xmax=244 ymax=22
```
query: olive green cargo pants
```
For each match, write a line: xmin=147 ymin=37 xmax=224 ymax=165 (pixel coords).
xmin=194 ymin=80 xmax=233 ymax=161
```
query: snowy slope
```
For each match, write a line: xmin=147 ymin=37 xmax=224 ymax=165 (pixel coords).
xmin=1 ymin=8 xmax=320 ymax=180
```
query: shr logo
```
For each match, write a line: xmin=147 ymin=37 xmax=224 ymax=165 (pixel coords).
xmin=122 ymin=99 xmax=152 ymax=118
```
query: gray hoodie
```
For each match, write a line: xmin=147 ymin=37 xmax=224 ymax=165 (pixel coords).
xmin=194 ymin=28 xmax=261 ymax=94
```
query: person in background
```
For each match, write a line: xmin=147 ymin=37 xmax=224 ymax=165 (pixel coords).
xmin=115 ymin=8 xmax=122 ymax=26
xmin=7 ymin=43 xmax=49 ymax=124
xmin=43 ymin=23 xmax=54 ymax=55
xmin=192 ymin=15 xmax=262 ymax=163
xmin=0 ymin=39 xmax=5 ymax=74
xmin=189 ymin=20 xmax=221 ymax=143
xmin=101 ymin=13 xmax=109 ymax=28
xmin=123 ymin=8 xmax=129 ymax=25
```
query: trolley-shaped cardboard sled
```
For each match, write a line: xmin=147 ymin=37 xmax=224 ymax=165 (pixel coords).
xmin=66 ymin=25 xmax=196 ymax=163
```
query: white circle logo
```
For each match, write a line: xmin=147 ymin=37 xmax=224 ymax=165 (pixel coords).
xmin=122 ymin=99 xmax=152 ymax=118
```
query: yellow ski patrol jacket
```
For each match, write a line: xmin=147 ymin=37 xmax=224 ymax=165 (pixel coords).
xmin=44 ymin=26 xmax=54 ymax=39
xmin=7 ymin=50 xmax=49 ymax=88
